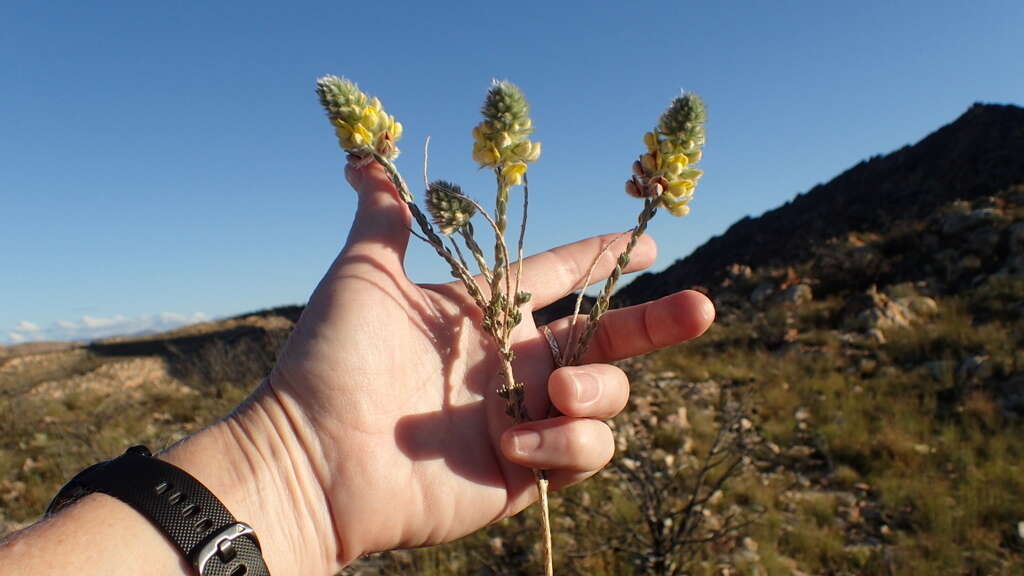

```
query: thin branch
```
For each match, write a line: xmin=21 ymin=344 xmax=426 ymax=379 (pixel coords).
xmin=422 ymin=136 xmax=431 ymax=191
xmin=563 ymin=230 xmax=629 ymax=365
xmin=512 ymin=172 xmax=529 ymax=330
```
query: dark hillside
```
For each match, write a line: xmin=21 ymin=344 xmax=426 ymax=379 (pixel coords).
xmin=619 ymin=103 xmax=1024 ymax=304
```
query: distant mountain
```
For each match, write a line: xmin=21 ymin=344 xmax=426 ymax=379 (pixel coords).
xmin=615 ymin=103 xmax=1024 ymax=305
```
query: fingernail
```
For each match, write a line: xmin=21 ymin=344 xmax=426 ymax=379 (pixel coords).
xmin=699 ymin=296 xmax=715 ymax=323
xmin=571 ymin=370 xmax=600 ymax=405
xmin=510 ymin=430 xmax=542 ymax=456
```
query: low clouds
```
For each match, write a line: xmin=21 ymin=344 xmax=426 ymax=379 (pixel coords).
xmin=4 ymin=312 xmax=208 ymax=344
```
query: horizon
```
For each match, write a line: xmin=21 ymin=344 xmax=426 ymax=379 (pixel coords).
xmin=3 ymin=1 xmax=1023 ymax=344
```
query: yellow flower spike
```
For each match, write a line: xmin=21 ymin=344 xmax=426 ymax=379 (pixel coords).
xmin=659 ymin=139 xmax=674 ymax=155
xmin=316 ymin=75 xmax=403 ymax=160
xmin=686 ymin=150 xmax=702 ymax=164
xmin=391 ymin=121 xmax=403 ymax=140
xmin=666 ymin=160 xmax=685 ymax=177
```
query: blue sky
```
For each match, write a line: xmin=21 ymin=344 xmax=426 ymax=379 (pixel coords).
xmin=2 ymin=1 xmax=1022 ymax=344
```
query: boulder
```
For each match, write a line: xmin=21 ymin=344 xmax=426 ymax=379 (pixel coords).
xmin=780 ymin=283 xmax=813 ymax=305
xmin=898 ymin=296 xmax=938 ymax=317
xmin=941 ymin=207 xmax=1002 ymax=236
xmin=844 ymin=286 xmax=917 ymax=332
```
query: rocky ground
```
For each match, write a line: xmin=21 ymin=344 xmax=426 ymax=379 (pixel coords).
xmin=2 ymin=186 xmax=1023 ymax=574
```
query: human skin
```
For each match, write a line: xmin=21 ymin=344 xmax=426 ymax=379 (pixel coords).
xmin=0 ymin=160 xmax=714 ymax=576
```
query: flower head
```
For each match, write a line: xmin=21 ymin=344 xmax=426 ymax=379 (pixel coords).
xmin=316 ymin=75 xmax=403 ymax=160
xmin=472 ymin=80 xmax=541 ymax=184
xmin=426 ymin=180 xmax=476 ymax=235
xmin=627 ymin=91 xmax=706 ymax=217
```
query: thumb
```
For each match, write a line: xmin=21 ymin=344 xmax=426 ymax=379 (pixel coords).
xmin=339 ymin=158 xmax=412 ymax=271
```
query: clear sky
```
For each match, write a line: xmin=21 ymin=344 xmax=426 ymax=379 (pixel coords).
xmin=2 ymin=1 xmax=1022 ymax=344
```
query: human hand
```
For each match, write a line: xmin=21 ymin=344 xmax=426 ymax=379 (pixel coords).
xmin=227 ymin=160 xmax=715 ymax=572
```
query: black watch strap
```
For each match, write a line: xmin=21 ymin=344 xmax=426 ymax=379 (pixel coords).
xmin=46 ymin=445 xmax=270 ymax=576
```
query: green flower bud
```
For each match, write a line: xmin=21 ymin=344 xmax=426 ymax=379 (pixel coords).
xmin=658 ymin=92 xmax=706 ymax=151
xmin=316 ymin=75 xmax=367 ymax=121
xmin=473 ymin=80 xmax=541 ymax=169
xmin=426 ymin=180 xmax=476 ymax=235
xmin=482 ymin=81 xmax=532 ymax=138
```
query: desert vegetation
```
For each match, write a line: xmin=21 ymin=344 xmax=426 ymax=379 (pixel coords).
xmin=3 ymin=113 xmax=1023 ymax=573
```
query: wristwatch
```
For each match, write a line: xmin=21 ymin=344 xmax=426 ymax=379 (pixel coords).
xmin=47 ymin=445 xmax=270 ymax=576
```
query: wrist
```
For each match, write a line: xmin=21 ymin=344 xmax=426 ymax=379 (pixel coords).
xmin=160 ymin=380 xmax=337 ymax=576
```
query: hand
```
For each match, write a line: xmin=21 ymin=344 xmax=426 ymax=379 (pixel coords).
xmin=229 ymin=160 xmax=715 ymax=571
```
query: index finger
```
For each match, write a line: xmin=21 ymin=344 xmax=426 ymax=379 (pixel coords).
xmin=480 ymin=233 xmax=657 ymax=310
xmin=544 ymin=290 xmax=715 ymax=363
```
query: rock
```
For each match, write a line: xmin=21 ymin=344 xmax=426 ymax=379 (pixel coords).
xmin=912 ymin=443 xmax=931 ymax=455
xmin=726 ymin=263 xmax=753 ymax=280
xmin=780 ymin=283 xmax=813 ymax=305
xmin=742 ymin=537 xmax=759 ymax=553
xmin=750 ymin=282 xmax=775 ymax=306
xmin=1018 ymin=520 xmax=1024 ymax=541
xmin=794 ymin=407 xmax=811 ymax=421
xmin=941 ymin=207 xmax=1002 ymax=235
xmin=784 ymin=445 xmax=816 ymax=461
xmin=898 ymin=296 xmax=938 ymax=317
xmin=846 ymin=285 xmax=916 ymax=332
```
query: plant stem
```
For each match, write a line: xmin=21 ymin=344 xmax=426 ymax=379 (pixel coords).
xmin=568 ymin=199 xmax=659 ymax=365
xmin=536 ymin=471 xmax=553 ymax=576
xmin=369 ymin=151 xmax=487 ymax=310
xmin=460 ymin=223 xmax=492 ymax=283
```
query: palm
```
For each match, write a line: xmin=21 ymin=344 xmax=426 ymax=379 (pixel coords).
xmin=268 ymin=161 xmax=714 ymax=559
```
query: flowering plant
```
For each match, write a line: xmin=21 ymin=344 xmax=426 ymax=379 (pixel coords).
xmin=315 ymin=75 xmax=705 ymax=575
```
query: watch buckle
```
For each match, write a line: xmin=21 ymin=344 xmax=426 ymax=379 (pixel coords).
xmin=194 ymin=522 xmax=256 ymax=575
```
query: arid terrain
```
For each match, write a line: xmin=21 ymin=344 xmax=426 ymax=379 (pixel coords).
xmin=3 ymin=104 xmax=1023 ymax=575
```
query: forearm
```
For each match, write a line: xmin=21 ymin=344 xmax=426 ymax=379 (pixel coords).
xmin=0 ymin=382 xmax=337 ymax=576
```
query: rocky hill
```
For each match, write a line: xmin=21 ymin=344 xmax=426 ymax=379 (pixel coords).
xmin=618 ymin=103 xmax=1024 ymax=305
xmin=2 ymin=105 xmax=1023 ymax=574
